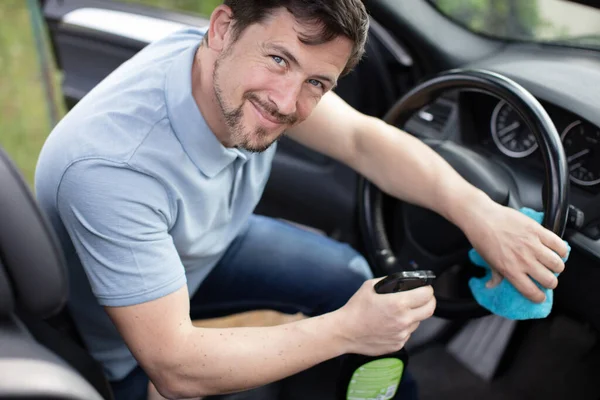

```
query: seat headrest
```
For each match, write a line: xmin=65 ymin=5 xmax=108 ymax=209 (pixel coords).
xmin=0 ymin=147 xmax=67 ymax=319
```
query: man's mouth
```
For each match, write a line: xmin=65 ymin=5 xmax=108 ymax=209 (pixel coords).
xmin=249 ymin=100 xmax=285 ymax=127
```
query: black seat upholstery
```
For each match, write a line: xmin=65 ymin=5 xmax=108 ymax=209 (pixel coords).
xmin=0 ymin=146 xmax=108 ymax=400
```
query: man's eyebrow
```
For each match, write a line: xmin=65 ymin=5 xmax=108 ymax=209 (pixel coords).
xmin=268 ymin=43 xmax=337 ymax=88
xmin=269 ymin=44 xmax=300 ymax=67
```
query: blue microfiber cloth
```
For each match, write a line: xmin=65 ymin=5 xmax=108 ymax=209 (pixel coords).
xmin=468 ymin=207 xmax=571 ymax=320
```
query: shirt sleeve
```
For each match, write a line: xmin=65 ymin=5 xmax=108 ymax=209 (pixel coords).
xmin=57 ymin=159 xmax=186 ymax=307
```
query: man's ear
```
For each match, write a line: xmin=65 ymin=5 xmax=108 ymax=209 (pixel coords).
xmin=207 ymin=5 xmax=234 ymax=52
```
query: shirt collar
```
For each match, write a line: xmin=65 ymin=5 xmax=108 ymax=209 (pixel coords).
xmin=164 ymin=37 xmax=249 ymax=178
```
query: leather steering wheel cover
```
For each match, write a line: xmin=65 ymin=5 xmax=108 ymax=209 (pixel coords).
xmin=359 ymin=69 xmax=570 ymax=319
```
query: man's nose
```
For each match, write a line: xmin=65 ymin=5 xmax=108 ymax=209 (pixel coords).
xmin=269 ymin=77 xmax=302 ymax=116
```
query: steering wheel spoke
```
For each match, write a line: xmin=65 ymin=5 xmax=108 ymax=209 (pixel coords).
xmin=506 ymin=189 xmax=524 ymax=210
xmin=383 ymin=215 xmax=469 ymax=276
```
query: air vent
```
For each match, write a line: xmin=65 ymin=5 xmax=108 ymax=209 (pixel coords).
xmin=417 ymin=101 xmax=453 ymax=132
xmin=403 ymin=98 xmax=455 ymax=139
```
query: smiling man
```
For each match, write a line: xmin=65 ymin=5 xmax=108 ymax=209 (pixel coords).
xmin=35 ymin=1 xmax=568 ymax=399
xmin=199 ymin=8 xmax=349 ymax=152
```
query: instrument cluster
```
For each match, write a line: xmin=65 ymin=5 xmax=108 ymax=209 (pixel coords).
xmin=489 ymin=100 xmax=600 ymax=188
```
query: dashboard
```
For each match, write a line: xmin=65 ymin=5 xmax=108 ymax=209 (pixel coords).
xmin=462 ymin=93 xmax=600 ymax=195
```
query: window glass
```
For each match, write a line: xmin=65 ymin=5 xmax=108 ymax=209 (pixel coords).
xmin=429 ymin=0 xmax=600 ymax=51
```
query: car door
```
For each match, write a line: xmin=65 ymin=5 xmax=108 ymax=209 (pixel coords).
xmin=41 ymin=0 xmax=423 ymax=246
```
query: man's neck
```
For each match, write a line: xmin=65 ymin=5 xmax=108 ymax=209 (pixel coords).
xmin=191 ymin=46 xmax=233 ymax=147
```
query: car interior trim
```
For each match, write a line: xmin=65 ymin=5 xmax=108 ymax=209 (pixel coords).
xmin=0 ymin=358 xmax=104 ymax=400
xmin=368 ymin=17 xmax=413 ymax=67
xmin=62 ymin=7 xmax=200 ymax=44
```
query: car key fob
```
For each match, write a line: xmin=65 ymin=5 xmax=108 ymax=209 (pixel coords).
xmin=374 ymin=270 xmax=436 ymax=294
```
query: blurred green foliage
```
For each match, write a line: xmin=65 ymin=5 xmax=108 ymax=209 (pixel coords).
xmin=0 ymin=0 xmax=222 ymax=186
xmin=0 ymin=0 xmax=64 ymax=185
xmin=124 ymin=0 xmax=223 ymax=16
xmin=430 ymin=0 xmax=561 ymax=39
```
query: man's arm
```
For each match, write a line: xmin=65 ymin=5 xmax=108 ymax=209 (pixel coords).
xmin=105 ymin=286 xmax=344 ymax=398
xmin=287 ymin=92 xmax=485 ymax=230
xmin=107 ymin=282 xmax=435 ymax=399
xmin=288 ymin=92 xmax=569 ymax=302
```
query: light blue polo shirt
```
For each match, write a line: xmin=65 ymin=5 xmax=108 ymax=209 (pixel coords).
xmin=35 ymin=27 xmax=276 ymax=381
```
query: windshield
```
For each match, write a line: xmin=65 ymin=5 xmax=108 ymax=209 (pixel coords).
xmin=428 ymin=0 xmax=600 ymax=50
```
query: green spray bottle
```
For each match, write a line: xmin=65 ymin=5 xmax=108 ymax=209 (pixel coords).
xmin=337 ymin=270 xmax=436 ymax=400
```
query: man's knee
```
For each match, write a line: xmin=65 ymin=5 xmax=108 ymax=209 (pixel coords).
xmin=347 ymin=253 xmax=374 ymax=281
xmin=315 ymin=250 xmax=373 ymax=314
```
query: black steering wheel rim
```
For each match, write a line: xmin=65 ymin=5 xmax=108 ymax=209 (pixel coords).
xmin=359 ymin=68 xmax=570 ymax=319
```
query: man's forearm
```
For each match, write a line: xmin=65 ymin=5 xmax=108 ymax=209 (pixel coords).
xmin=354 ymin=119 xmax=493 ymax=231
xmin=157 ymin=311 xmax=347 ymax=398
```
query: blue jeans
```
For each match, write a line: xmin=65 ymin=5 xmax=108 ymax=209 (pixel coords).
xmin=110 ymin=215 xmax=417 ymax=399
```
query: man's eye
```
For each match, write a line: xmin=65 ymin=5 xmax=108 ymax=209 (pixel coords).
xmin=308 ymin=79 xmax=324 ymax=89
xmin=271 ymin=56 xmax=286 ymax=67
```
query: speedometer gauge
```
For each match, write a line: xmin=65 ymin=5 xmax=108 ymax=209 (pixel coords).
xmin=491 ymin=101 xmax=538 ymax=158
xmin=561 ymin=120 xmax=600 ymax=186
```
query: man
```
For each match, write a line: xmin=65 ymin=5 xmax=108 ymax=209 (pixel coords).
xmin=35 ymin=1 xmax=568 ymax=399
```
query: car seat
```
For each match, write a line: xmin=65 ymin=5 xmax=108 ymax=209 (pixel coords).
xmin=0 ymin=146 xmax=111 ymax=399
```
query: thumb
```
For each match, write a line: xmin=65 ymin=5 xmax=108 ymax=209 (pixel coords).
xmin=486 ymin=269 xmax=503 ymax=288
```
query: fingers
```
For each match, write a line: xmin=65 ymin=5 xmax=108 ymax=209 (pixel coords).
xmin=409 ymin=296 xmax=437 ymax=321
xmin=396 ymin=299 xmax=435 ymax=348
xmin=538 ymin=228 xmax=569 ymax=259
xmin=504 ymin=270 xmax=546 ymax=303
xmin=396 ymin=286 xmax=435 ymax=309
xmin=527 ymin=261 xmax=559 ymax=290
xmin=536 ymin=246 xmax=566 ymax=274
xmin=407 ymin=321 xmax=420 ymax=335
xmin=398 ymin=322 xmax=422 ymax=347
xmin=486 ymin=269 xmax=503 ymax=288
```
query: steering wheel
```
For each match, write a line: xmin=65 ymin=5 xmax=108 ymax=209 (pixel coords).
xmin=358 ymin=69 xmax=570 ymax=319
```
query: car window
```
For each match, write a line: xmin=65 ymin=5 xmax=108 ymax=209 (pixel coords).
xmin=123 ymin=0 xmax=222 ymax=17
xmin=428 ymin=0 xmax=600 ymax=51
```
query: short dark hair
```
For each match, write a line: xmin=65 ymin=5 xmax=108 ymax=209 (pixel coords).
xmin=211 ymin=0 xmax=369 ymax=76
